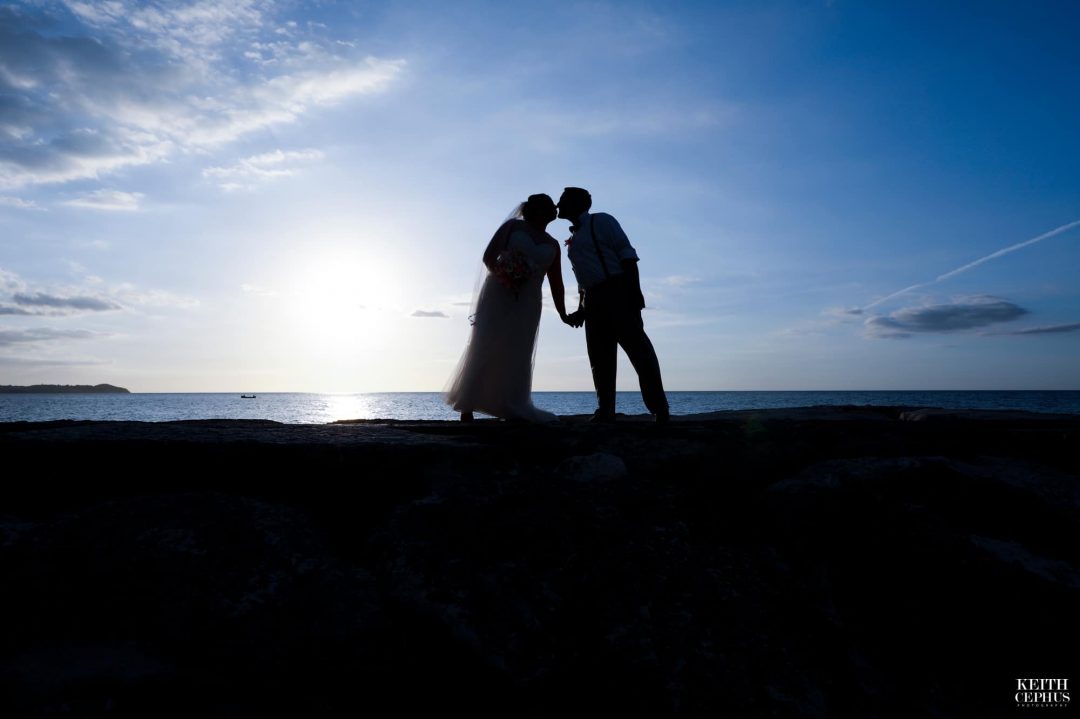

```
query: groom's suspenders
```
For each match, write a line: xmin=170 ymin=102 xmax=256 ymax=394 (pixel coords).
xmin=590 ymin=215 xmax=611 ymax=282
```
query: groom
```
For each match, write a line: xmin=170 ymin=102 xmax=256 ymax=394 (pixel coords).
xmin=558 ymin=187 xmax=669 ymax=424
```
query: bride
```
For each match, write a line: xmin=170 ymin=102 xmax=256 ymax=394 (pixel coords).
xmin=445 ymin=194 xmax=568 ymax=422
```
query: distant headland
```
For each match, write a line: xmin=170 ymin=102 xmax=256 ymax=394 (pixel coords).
xmin=0 ymin=384 xmax=130 ymax=394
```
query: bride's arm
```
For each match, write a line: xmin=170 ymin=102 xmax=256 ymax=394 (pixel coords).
xmin=482 ymin=222 xmax=512 ymax=271
xmin=482 ymin=235 xmax=501 ymax=271
xmin=546 ymin=247 xmax=568 ymax=319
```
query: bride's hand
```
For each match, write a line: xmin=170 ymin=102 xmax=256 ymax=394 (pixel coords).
xmin=563 ymin=310 xmax=585 ymax=328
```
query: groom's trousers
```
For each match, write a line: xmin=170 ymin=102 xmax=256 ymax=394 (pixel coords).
xmin=584 ymin=281 xmax=668 ymax=416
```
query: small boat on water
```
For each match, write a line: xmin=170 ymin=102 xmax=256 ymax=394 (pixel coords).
xmin=240 ymin=394 xmax=256 ymax=399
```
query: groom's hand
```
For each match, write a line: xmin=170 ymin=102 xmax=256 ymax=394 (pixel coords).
xmin=564 ymin=309 xmax=585 ymax=328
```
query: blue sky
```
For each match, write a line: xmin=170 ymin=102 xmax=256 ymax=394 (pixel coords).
xmin=1 ymin=0 xmax=1078 ymax=392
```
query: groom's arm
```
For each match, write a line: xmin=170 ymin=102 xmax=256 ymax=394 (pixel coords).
xmin=600 ymin=213 xmax=639 ymax=264
xmin=601 ymin=214 xmax=646 ymax=310
xmin=621 ymin=258 xmax=646 ymax=310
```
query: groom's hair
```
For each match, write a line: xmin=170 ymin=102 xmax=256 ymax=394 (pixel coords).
xmin=562 ymin=187 xmax=592 ymax=211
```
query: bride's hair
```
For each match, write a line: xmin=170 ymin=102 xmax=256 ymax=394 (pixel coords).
xmin=504 ymin=193 xmax=554 ymax=224
xmin=521 ymin=193 xmax=554 ymax=223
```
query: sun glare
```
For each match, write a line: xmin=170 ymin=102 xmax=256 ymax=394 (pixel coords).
xmin=284 ymin=250 xmax=406 ymax=358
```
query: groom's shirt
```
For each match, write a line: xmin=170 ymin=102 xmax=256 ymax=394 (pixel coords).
xmin=567 ymin=211 xmax=639 ymax=291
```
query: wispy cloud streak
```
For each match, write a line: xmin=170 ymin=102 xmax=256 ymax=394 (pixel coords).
xmin=0 ymin=196 xmax=42 ymax=210
xmin=12 ymin=292 xmax=122 ymax=311
xmin=0 ymin=327 xmax=96 ymax=346
xmin=0 ymin=265 xmax=198 ymax=315
xmin=204 ymin=148 xmax=323 ymax=190
xmin=991 ymin=321 xmax=1080 ymax=336
xmin=63 ymin=189 xmax=144 ymax=212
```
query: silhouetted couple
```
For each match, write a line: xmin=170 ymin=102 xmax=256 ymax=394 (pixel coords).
xmin=445 ymin=188 xmax=669 ymax=424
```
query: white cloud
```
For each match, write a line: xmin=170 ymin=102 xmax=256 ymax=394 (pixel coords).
xmin=0 ymin=267 xmax=27 ymax=294
xmin=64 ymin=189 xmax=144 ymax=212
xmin=0 ymin=4 xmax=404 ymax=190
xmin=64 ymin=0 xmax=267 ymax=69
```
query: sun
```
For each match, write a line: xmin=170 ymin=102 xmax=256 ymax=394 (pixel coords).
xmin=283 ymin=249 xmax=405 ymax=357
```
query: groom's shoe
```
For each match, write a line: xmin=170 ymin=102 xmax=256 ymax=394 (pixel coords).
xmin=588 ymin=409 xmax=616 ymax=424
xmin=654 ymin=408 xmax=670 ymax=425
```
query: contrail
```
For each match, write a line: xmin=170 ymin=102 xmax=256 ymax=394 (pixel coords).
xmin=862 ymin=218 xmax=1080 ymax=311
xmin=935 ymin=219 xmax=1080 ymax=281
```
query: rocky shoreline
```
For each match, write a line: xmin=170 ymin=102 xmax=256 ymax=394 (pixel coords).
xmin=2 ymin=406 xmax=1078 ymax=717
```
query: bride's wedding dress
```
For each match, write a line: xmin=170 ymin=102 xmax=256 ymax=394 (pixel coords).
xmin=446 ymin=222 xmax=558 ymax=422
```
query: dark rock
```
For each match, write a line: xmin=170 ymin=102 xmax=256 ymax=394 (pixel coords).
xmin=0 ymin=406 xmax=1077 ymax=717
xmin=0 ymin=493 xmax=380 ymax=716
xmin=899 ymin=407 xmax=1077 ymax=422
xmin=371 ymin=466 xmax=824 ymax=717
xmin=556 ymin=451 xmax=628 ymax=481
xmin=766 ymin=454 xmax=1080 ymax=717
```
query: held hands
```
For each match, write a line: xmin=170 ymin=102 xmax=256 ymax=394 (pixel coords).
xmin=563 ymin=288 xmax=587 ymax=328
xmin=563 ymin=309 xmax=585 ymax=328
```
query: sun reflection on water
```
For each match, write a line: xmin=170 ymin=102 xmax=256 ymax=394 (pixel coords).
xmin=322 ymin=394 xmax=376 ymax=422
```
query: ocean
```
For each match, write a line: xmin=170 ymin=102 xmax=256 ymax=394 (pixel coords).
xmin=1 ymin=391 xmax=1078 ymax=424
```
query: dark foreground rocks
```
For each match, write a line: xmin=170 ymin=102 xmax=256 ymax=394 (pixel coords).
xmin=1 ymin=407 xmax=1078 ymax=717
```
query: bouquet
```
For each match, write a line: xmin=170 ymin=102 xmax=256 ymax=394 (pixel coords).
xmin=493 ymin=248 xmax=535 ymax=299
